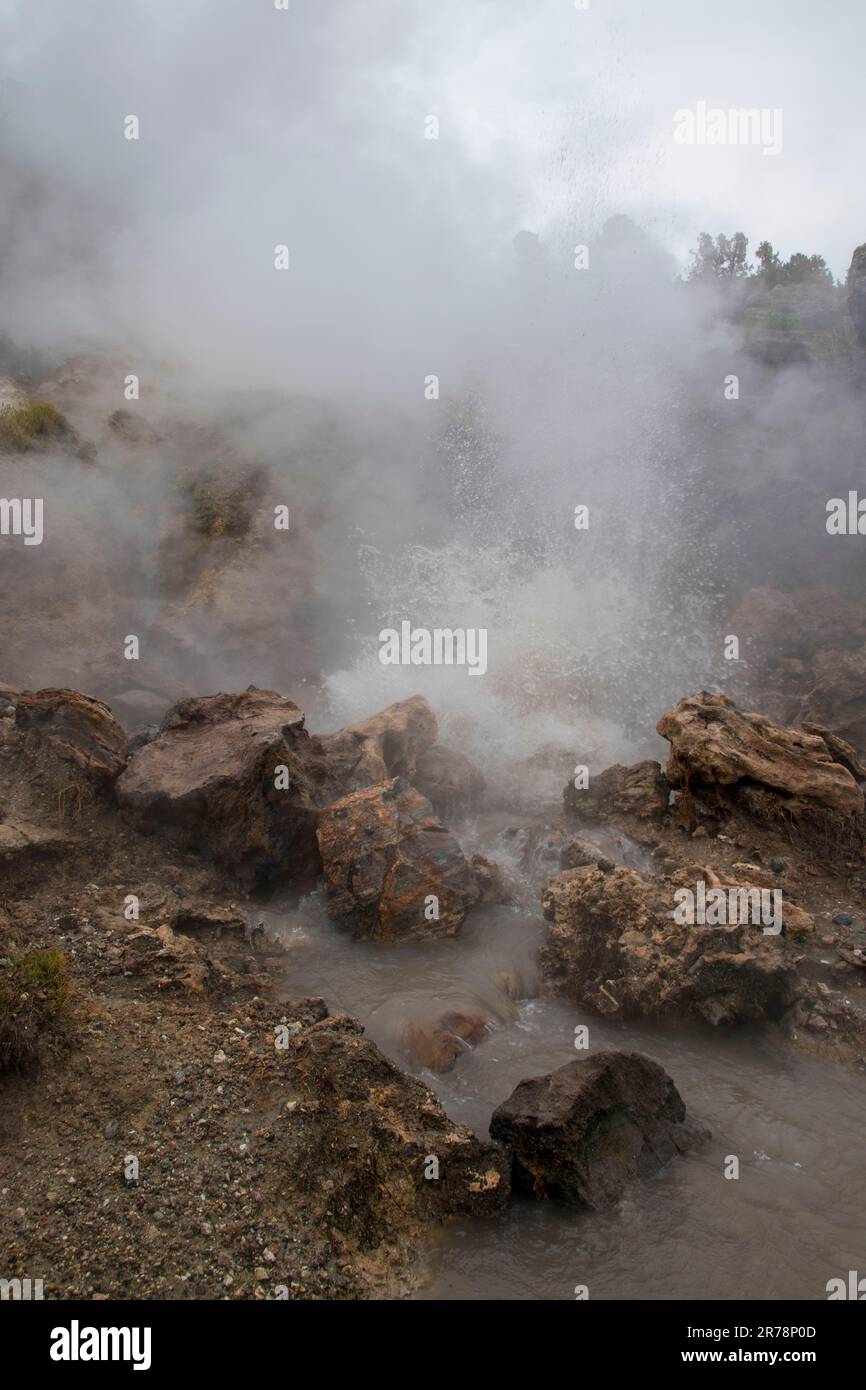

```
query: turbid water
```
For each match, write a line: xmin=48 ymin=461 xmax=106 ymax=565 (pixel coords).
xmin=261 ymin=806 xmax=866 ymax=1303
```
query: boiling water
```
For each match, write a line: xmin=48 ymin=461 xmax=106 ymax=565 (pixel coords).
xmin=261 ymin=810 xmax=866 ymax=1302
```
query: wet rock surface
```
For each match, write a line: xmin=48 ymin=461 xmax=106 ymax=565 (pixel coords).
xmin=402 ymin=1007 xmax=491 ymax=1073
xmin=317 ymin=778 xmax=481 ymax=940
xmin=490 ymin=1050 xmax=707 ymax=1208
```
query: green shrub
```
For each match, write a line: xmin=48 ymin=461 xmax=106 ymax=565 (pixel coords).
xmin=187 ymin=478 xmax=252 ymax=538
xmin=0 ymin=400 xmax=69 ymax=452
xmin=0 ymin=948 xmax=70 ymax=1073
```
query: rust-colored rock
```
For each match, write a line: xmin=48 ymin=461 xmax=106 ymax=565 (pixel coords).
xmin=116 ymin=690 xmax=445 ymax=890
xmin=317 ymin=778 xmax=480 ymax=941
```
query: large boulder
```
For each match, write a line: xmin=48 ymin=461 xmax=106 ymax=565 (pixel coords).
xmin=540 ymin=864 xmax=802 ymax=1027
xmin=116 ymin=687 xmax=325 ymax=888
xmin=317 ymin=777 xmax=481 ymax=941
xmin=657 ymin=692 xmax=865 ymax=853
xmin=489 ymin=1051 xmax=706 ymax=1208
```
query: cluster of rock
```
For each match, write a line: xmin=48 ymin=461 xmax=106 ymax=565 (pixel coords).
xmin=546 ymin=690 xmax=866 ymax=1033
xmin=6 ymin=670 xmax=865 ymax=1290
xmin=1 ymin=682 xmax=493 ymax=948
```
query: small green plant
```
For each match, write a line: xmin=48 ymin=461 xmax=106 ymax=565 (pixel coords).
xmin=0 ymin=400 xmax=69 ymax=451
xmin=0 ymin=948 xmax=70 ymax=1073
xmin=187 ymin=478 xmax=252 ymax=538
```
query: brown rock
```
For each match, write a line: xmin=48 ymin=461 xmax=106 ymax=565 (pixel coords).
xmin=116 ymin=687 xmax=323 ymax=889
xmin=317 ymin=778 xmax=480 ymax=941
xmin=14 ymin=688 xmax=127 ymax=788
xmin=468 ymin=852 xmax=510 ymax=903
xmin=413 ymin=744 xmax=485 ymax=817
xmin=540 ymin=864 xmax=801 ymax=1027
xmin=657 ymin=692 xmax=865 ymax=857
xmin=565 ymin=759 xmax=669 ymax=822
xmin=781 ymin=901 xmax=815 ymax=941
xmin=560 ymin=837 xmax=605 ymax=870
xmin=489 ymin=1050 xmax=707 ymax=1208
xmin=799 ymin=722 xmax=866 ymax=781
xmin=318 ymin=696 xmax=438 ymax=795
xmin=287 ymin=1017 xmax=509 ymax=1219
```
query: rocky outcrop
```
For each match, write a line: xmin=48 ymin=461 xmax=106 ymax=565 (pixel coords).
xmin=565 ymin=759 xmax=669 ymax=822
xmin=489 ymin=1051 xmax=707 ymax=1208
xmin=658 ymin=692 xmax=863 ymax=815
xmin=42 ymin=687 xmax=452 ymax=893
xmin=116 ymin=687 xmax=325 ymax=888
xmin=657 ymin=692 xmax=865 ymax=854
xmin=317 ymin=778 xmax=480 ymax=941
xmin=541 ymin=864 xmax=802 ymax=1027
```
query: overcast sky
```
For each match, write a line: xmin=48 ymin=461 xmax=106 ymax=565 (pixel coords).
xmin=1 ymin=0 xmax=863 ymax=384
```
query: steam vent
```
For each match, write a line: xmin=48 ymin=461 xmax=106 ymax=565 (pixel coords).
xmin=1 ymin=0 xmax=864 ymax=1362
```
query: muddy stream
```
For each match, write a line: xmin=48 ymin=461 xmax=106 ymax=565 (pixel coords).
xmin=259 ymin=807 xmax=866 ymax=1301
